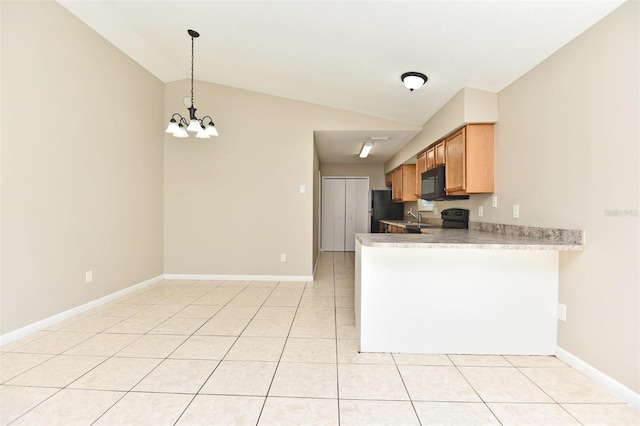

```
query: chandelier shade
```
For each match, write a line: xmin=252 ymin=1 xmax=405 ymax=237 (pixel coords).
xmin=165 ymin=29 xmax=218 ymax=139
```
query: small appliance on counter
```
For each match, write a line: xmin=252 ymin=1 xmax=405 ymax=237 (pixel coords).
xmin=441 ymin=208 xmax=469 ymax=229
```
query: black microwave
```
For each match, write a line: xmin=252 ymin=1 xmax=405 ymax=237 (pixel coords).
xmin=421 ymin=165 xmax=469 ymax=201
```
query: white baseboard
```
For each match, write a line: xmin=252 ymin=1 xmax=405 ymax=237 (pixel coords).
xmin=556 ymin=346 xmax=640 ymax=410
xmin=0 ymin=274 xmax=164 ymax=346
xmin=163 ymin=274 xmax=313 ymax=282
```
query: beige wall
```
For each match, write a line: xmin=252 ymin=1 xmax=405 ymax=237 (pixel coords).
xmin=163 ymin=81 xmax=418 ymax=277
xmin=492 ymin=1 xmax=638 ymax=393
xmin=1 ymin=2 xmax=165 ymax=334
xmin=320 ymin=163 xmax=387 ymax=190
xmin=386 ymin=2 xmax=639 ymax=393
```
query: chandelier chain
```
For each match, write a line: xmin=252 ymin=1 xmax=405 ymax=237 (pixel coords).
xmin=165 ymin=29 xmax=217 ymax=138
xmin=190 ymin=35 xmax=195 ymax=108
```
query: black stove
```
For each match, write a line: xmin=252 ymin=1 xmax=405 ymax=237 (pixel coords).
xmin=441 ymin=208 xmax=469 ymax=229
xmin=403 ymin=208 xmax=469 ymax=233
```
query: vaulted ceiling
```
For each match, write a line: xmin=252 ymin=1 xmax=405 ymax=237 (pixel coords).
xmin=58 ymin=0 xmax=624 ymax=163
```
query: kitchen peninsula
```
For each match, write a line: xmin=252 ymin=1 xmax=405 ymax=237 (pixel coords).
xmin=355 ymin=228 xmax=583 ymax=355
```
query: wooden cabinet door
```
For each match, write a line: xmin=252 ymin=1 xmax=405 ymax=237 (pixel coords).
xmin=385 ymin=172 xmax=393 ymax=187
xmin=426 ymin=147 xmax=436 ymax=170
xmin=390 ymin=165 xmax=418 ymax=202
xmin=392 ymin=168 xmax=401 ymax=201
xmin=464 ymin=124 xmax=495 ymax=193
xmin=401 ymin=164 xmax=417 ymax=202
xmin=435 ymin=141 xmax=445 ymax=166
xmin=415 ymin=152 xmax=427 ymax=197
xmin=445 ymin=128 xmax=466 ymax=193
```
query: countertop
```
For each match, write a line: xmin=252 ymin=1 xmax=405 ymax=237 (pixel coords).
xmin=357 ymin=228 xmax=584 ymax=251
xmin=379 ymin=219 xmax=441 ymax=229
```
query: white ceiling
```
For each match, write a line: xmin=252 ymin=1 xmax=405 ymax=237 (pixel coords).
xmin=58 ymin=0 xmax=624 ymax=164
xmin=314 ymin=130 xmax=421 ymax=164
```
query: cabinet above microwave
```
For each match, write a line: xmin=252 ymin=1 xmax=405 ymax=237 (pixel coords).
xmin=417 ymin=123 xmax=494 ymax=198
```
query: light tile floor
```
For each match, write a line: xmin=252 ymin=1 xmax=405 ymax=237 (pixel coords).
xmin=1 ymin=252 xmax=638 ymax=425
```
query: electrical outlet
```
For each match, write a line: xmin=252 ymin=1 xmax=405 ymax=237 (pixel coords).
xmin=492 ymin=195 xmax=498 ymax=208
xmin=512 ymin=204 xmax=520 ymax=219
xmin=478 ymin=206 xmax=483 ymax=217
xmin=85 ymin=270 xmax=93 ymax=283
xmin=280 ymin=253 xmax=286 ymax=262
xmin=558 ymin=303 xmax=567 ymax=321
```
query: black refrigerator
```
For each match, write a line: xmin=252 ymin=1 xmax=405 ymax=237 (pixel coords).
xmin=370 ymin=190 xmax=404 ymax=233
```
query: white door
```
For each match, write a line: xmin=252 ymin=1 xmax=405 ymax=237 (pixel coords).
xmin=344 ymin=179 xmax=369 ymax=251
xmin=322 ymin=177 xmax=369 ymax=251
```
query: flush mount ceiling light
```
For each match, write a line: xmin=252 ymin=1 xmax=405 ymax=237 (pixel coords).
xmin=401 ymin=72 xmax=428 ymax=91
xmin=359 ymin=141 xmax=374 ymax=158
xmin=165 ymin=29 xmax=218 ymax=139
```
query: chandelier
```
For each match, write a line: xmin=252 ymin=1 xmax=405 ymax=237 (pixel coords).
xmin=165 ymin=29 xmax=218 ymax=138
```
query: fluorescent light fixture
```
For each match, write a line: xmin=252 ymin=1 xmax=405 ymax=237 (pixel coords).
xmin=359 ymin=141 xmax=374 ymax=158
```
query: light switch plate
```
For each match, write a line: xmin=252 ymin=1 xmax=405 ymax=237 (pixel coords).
xmin=512 ymin=205 xmax=520 ymax=219
xmin=492 ymin=195 xmax=498 ymax=208
xmin=478 ymin=206 xmax=483 ymax=217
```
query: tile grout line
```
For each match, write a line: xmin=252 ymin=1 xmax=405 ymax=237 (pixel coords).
xmin=253 ymin=279 xmax=306 ymax=425
xmin=447 ymin=354 xmax=504 ymax=426
xmin=513 ymin=364 xmax=586 ymax=425
xmin=332 ymin=253 xmax=342 ymax=426
xmin=89 ymin=278 xmax=231 ymax=426
xmin=391 ymin=352 xmax=423 ymax=425
xmin=2 ymin=281 xmax=195 ymax=425
xmin=171 ymin=279 xmax=286 ymax=426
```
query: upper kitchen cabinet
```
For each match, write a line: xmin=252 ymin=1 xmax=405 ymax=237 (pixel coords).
xmin=426 ymin=147 xmax=436 ymax=170
xmin=445 ymin=124 xmax=494 ymax=195
xmin=421 ymin=140 xmax=445 ymax=172
xmin=435 ymin=141 xmax=445 ymax=166
xmin=390 ymin=164 xmax=417 ymax=202
xmin=415 ymin=152 xmax=427 ymax=197
xmin=385 ymin=171 xmax=393 ymax=187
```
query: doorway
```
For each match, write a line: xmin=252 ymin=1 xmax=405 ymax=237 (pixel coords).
xmin=321 ymin=177 xmax=369 ymax=252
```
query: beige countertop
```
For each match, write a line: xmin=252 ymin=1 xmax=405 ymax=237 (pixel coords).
xmin=357 ymin=228 xmax=584 ymax=250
